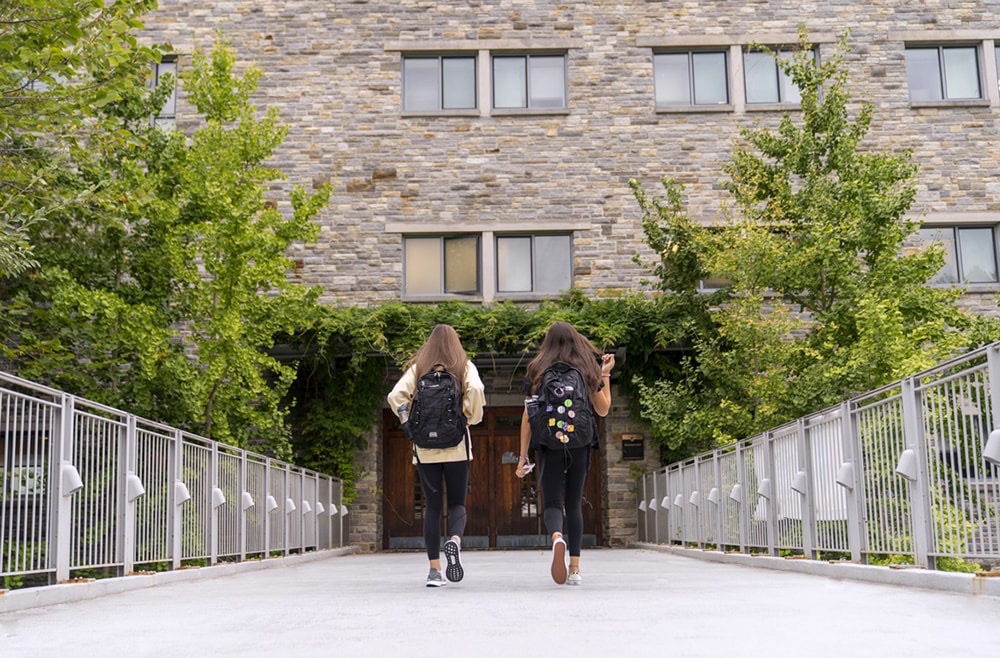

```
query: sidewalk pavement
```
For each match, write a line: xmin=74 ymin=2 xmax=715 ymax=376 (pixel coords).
xmin=2 ymin=547 xmax=999 ymax=658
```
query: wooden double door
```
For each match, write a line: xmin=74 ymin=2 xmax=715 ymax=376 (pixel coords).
xmin=382 ymin=406 xmax=602 ymax=550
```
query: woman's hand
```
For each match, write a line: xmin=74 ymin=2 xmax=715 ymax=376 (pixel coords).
xmin=601 ymin=353 xmax=615 ymax=377
xmin=515 ymin=455 xmax=528 ymax=479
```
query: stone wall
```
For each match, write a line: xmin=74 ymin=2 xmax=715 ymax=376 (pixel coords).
xmin=138 ymin=1 xmax=1000 ymax=548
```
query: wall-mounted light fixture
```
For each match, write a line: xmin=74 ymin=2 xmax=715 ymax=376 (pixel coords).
xmin=638 ymin=499 xmax=647 ymax=511
xmin=707 ymin=487 xmax=720 ymax=505
xmin=211 ymin=487 xmax=226 ymax=508
xmin=302 ymin=500 xmax=312 ymax=514
xmin=285 ymin=498 xmax=296 ymax=514
xmin=729 ymin=483 xmax=744 ymax=504
xmin=689 ymin=490 xmax=701 ymax=507
xmin=791 ymin=470 xmax=808 ymax=495
xmin=266 ymin=495 xmax=278 ymax=513
xmin=241 ymin=491 xmax=255 ymax=511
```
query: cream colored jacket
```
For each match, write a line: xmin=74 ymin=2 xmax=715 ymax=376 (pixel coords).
xmin=387 ymin=361 xmax=486 ymax=464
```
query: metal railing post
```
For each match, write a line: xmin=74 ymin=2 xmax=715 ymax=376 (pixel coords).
xmin=762 ymin=433 xmax=779 ymax=556
xmin=712 ymin=452 xmax=724 ymax=552
xmin=209 ymin=442 xmax=220 ymax=565
xmin=283 ymin=463 xmax=291 ymax=556
xmin=693 ymin=460 xmax=704 ymax=548
xmin=239 ymin=450 xmax=248 ymax=562
xmin=735 ymin=443 xmax=749 ymax=553
xmin=840 ymin=401 xmax=866 ymax=563
xmin=170 ymin=430 xmax=184 ymax=570
xmin=263 ymin=459 xmax=273 ymax=557
xmin=122 ymin=414 xmax=138 ymax=575
xmin=901 ymin=377 xmax=934 ymax=569
xmin=988 ymin=344 xmax=1000 ymax=436
xmin=797 ymin=418 xmax=817 ymax=559
xmin=52 ymin=394 xmax=77 ymax=583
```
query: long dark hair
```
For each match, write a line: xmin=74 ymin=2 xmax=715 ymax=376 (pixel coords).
xmin=526 ymin=321 xmax=602 ymax=391
xmin=407 ymin=324 xmax=468 ymax=387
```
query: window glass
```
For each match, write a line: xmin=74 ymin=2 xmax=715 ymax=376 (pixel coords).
xmin=493 ymin=57 xmax=527 ymax=108
xmin=497 ymin=237 xmax=532 ymax=292
xmin=692 ymin=52 xmax=728 ymax=105
xmin=534 ymin=235 xmax=572 ymax=293
xmin=156 ymin=61 xmax=176 ymax=116
xmin=442 ymin=57 xmax=476 ymax=109
xmin=744 ymin=51 xmax=780 ymax=103
xmin=403 ymin=58 xmax=440 ymax=110
xmin=942 ymin=47 xmax=981 ymax=99
xmin=996 ymin=46 xmax=1000 ymax=94
xmin=777 ymin=52 xmax=801 ymax=104
xmin=653 ymin=53 xmax=690 ymax=105
xmin=905 ymin=48 xmax=943 ymax=101
xmin=528 ymin=56 xmax=566 ymax=108
xmin=920 ymin=228 xmax=959 ymax=284
xmin=404 ymin=238 xmax=442 ymax=294
xmin=444 ymin=236 xmax=479 ymax=293
xmin=958 ymin=227 xmax=998 ymax=283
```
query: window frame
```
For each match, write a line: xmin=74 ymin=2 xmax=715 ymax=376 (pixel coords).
xmin=904 ymin=43 xmax=986 ymax=105
xmin=919 ymin=225 xmax=1000 ymax=287
xmin=495 ymin=233 xmax=573 ymax=297
xmin=652 ymin=49 xmax=731 ymax=112
xmin=743 ymin=46 xmax=807 ymax=107
xmin=490 ymin=52 xmax=569 ymax=113
xmin=152 ymin=57 xmax=177 ymax=129
xmin=402 ymin=234 xmax=482 ymax=299
xmin=401 ymin=53 xmax=479 ymax=115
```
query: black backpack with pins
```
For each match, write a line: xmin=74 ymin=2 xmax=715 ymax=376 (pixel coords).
xmin=404 ymin=367 xmax=467 ymax=450
xmin=526 ymin=362 xmax=595 ymax=450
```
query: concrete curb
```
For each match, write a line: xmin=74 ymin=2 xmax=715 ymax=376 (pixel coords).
xmin=634 ymin=542 xmax=1000 ymax=598
xmin=0 ymin=546 xmax=360 ymax=614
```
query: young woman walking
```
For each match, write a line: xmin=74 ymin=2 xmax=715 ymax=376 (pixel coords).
xmin=388 ymin=324 xmax=486 ymax=587
xmin=516 ymin=321 xmax=614 ymax=585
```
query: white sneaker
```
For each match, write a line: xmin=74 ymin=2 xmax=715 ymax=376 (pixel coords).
xmin=550 ymin=537 xmax=568 ymax=584
xmin=567 ymin=571 xmax=582 ymax=586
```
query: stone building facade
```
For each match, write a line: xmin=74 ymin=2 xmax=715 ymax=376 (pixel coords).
xmin=140 ymin=1 xmax=1000 ymax=550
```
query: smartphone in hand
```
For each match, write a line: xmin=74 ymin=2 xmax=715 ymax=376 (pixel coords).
xmin=521 ymin=462 xmax=535 ymax=475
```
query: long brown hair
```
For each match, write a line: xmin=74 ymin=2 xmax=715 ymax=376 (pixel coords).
xmin=526 ymin=321 xmax=602 ymax=391
xmin=407 ymin=324 xmax=468 ymax=386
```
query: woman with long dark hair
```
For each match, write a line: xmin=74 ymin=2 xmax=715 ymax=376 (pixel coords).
xmin=516 ymin=321 xmax=614 ymax=585
xmin=388 ymin=324 xmax=485 ymax=587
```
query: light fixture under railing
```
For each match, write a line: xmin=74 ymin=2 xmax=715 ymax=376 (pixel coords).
xmin=689 ymin=491 xmax=701 ymax=507
xmin=758 ymin=478 xmax=772 ymax=500
xmin=302 ymin=500 xmax=312 ymax=514
xmin=673 ymin=494 xmax=684 ymax=508
xmin=330 ymin=503 xmax=339 ymax=516
xmin=316 ymin=502 xmax=326 ymax=514
xmin=661 ymin=495 xmax=671 ymax=509
xmin=212 ymin=487 xmax=226 ymax=508
xmin=266 ymin=495 xmax=278 ymax=513
xmin=340 ymin=505 xmax=349 ymax=516
xmin=285 ymin=498 xmax=296 ymax=514
xmin=835 ymin=462 xmax=855 ymax=490
xmin=126 ymin=472 xmax=145 ymax=502
xmin=791 ymin=470 xmax=808 ymax=495
xmin=707 ymin=487 xmax=720 ymax=505
xmin=984 ymin=429 xmax=1000 ymax=466
xmin=174 ymin=480 xmax=191 ymax=506
xmin=638 ymin=499 xmax=647 ymax=511
xmin=241 ymin=491 xmax=255 ymax=511
xmin=729 ymin=483 xmax=744 ymax=504
xmin=895 ymin=449 xmax=918 ymax=481
xmin=61 ymin=462 xmax=83 ymax=497
xmin=649 ymin=498 xmax=658 ymax=511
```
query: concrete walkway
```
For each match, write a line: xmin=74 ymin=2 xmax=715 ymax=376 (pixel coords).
xmin=2 ymin=548 xmax=999 ymax=657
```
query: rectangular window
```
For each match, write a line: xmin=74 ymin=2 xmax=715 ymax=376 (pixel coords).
xmin=744 ymin=49 xmax=802 ymax=104
xmin=496 ymin=234 xmax=572 ymax=294
xmin=905 ymin=46 xmax=982 ymax=101
xmin=402 ymin=55 xmax=477 ymax=111
xmin=404 ymin=235 xmax=480 ymax=295
xmin=153 ymin=59 xmax=177 ymax=129
xmin=654 ymin=51 xmax=729 ymax=107
xmin=919 ymin=226 xmax=999 ymax=284
xmin=493 ymin=54 xmax=567 ymax=109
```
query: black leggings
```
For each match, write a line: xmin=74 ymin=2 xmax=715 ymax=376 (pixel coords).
xmin=538 ymin=446 xmax=591 ymax=557
xmin=416 ymin=460 xmax=469 ymax=560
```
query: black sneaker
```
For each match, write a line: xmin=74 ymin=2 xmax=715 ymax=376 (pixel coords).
xmin=443 ymin=538 xmax=464 ymax=582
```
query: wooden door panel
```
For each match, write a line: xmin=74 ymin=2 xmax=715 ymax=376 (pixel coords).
xmin=382 ymin=407 xmax=602 ymax=550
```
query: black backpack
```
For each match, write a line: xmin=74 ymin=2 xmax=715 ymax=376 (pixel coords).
xmin=404 ymin=368 xmax=467 ymax=450
xmin=526 ymin=362 xmax=595 ymax=450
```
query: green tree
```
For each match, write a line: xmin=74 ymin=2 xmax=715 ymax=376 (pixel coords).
xmin=630 ymin=30 xmax=972 ymax=457
xmin=0 ymin=0 xmax=163 ymax=276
